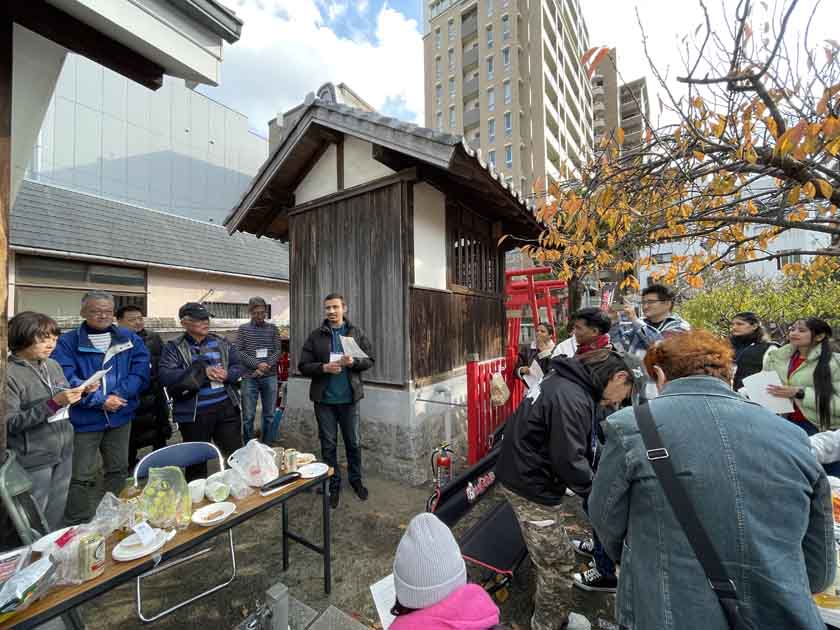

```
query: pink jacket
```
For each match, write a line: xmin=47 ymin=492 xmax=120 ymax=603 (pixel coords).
xmin=389 ymin=584 xmax=500 ymax=630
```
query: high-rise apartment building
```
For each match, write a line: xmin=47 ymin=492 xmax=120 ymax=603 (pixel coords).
xmin=592 ymin=48 xmax=619 ymax=147
xmin=423 ymin=0 xmax=593 ymax=195
xmin=619 ymin=78 xmax=649 ymax=150
xmin=590 ymin=48 xmax=649 ymax=152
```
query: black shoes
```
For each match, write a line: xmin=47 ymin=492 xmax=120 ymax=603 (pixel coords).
xmin=350 ymin=480 xmax=369 ymax=501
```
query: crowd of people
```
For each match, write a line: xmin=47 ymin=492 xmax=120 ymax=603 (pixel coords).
xmin=4 ymin=291 xmax=284 ymax=532
xmin=389 ymin=283 xmax=840 ymax=630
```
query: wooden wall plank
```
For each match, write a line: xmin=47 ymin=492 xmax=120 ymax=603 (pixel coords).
xmin=409 ymin=287 xmax=504 ymax=381
xmin=289 ymin=182 xmax=407 ymax=385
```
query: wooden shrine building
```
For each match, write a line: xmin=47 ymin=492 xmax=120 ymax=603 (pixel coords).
xmin=226 ymin=86 xmax=540 ymax=482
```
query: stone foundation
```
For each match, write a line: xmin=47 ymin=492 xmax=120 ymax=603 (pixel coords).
xmin=279 ymin=375 xmax=469 ymax=485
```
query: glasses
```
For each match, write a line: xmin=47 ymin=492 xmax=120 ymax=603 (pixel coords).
xmin=87 ymin=310 xmax=114 ymax=317
xmin=641 ymin=300 xmax=664 ymax=306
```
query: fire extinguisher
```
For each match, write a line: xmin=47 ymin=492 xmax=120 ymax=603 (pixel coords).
xmin=431 ymin=442 xmax=455 ymax=490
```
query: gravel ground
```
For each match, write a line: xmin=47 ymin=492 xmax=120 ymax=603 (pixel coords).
xmin=75 ymin=471 xmax=618 ymax=630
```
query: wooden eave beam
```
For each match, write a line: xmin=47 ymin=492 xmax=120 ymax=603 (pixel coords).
xmin=8 ymin=0 xmax=165 ymax=90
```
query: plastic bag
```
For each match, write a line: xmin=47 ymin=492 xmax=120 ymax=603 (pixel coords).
xmin=139 ymin=466 xmax=192 ymax=530
xmin=205 ymin=471 xmax=231 ymax=502
xmin=91 ymin=492 xmax=135 ymax=538
xmin=490 ymin=372 xmax=510 ymax=407
xmin=49 ymin=526 xmax=104 ymax=586
xmin=228 ymin=439 xmax=279 ymax=487
xmin=222 ymin=468 xmax=253 ymax=500
xmin=0 ymin=555 xmax=56 ymax=622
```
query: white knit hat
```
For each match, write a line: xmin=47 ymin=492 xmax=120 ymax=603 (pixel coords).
xmin=393 ymin=513 xmax=467 ymax=609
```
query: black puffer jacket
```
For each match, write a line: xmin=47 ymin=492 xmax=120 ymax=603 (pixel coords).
xmin=731 ymin=334 xmax=775 ymax=391
xmin=298 ymin=319 xmax=374 ymax=403
xmin=496 ymin=355 xmax=598 ymax=506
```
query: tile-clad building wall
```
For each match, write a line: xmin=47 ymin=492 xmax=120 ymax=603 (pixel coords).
xmin=27 ymin=53 xmax=267 ymax=224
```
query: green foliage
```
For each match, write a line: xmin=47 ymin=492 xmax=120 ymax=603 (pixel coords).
xmin=679 ymin=276 xmax=840 ymax=341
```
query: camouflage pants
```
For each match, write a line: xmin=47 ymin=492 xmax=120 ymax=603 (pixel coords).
xmin=502 ymin=486 xmax=575 ymax=630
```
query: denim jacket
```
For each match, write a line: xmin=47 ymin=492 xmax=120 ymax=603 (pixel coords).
xmin=590 ymin=376 xmax=834 ymax=630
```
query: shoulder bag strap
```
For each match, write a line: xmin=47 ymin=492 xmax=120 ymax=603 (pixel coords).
xmin=632 ymin=396 xmax=748 ymax=630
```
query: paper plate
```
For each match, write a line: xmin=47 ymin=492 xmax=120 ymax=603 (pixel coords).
xmin=298 ymin=462 xmax=329 ymax=479
xmin=112 ymin=529 xmax=168 ymax=562
xmin=32 ymin=526 xmax=74 ymax=555
xmin=192 ymin=501 xmax=236 ymax=527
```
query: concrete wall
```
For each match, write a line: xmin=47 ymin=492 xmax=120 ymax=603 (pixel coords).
xmin=280 ymin=373 xmax=470 ymax=485
xmin=412 ymin=182 xmax=447 ymax=290
xmin=147 ymin=267 xmax=289 ymax=321
xmin=294 ymin=144 xmax=337 ymax=205
xmin=343 ymin=137 xmax=394 ymax=188
xmin=10 ymin=25 xmax=66 ymax=208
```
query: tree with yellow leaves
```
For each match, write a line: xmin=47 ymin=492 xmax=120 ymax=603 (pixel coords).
xmin=522 ymin=0 xmax=840 ymax=290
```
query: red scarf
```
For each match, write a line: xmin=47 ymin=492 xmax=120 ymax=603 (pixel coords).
xmin=787 ymin=351 xmax=807 ymax=423
xmin=576 ymin=334 xmax=611 ymax=356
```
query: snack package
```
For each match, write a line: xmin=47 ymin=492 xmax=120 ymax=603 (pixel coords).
xmin=50 ymin=525 xmax=105 ymax=585
xmin=228 ymin=439 xmax=279 ymax=487
xmin=139 ymin=466 xmax=192 ymax=530
xmin=0 ymin=555 xmax=56 ymax=623
xmin=489 ymin=372 xmax=510 ymax=407
xmin=91 ymin=492 xmax=135 ymax=538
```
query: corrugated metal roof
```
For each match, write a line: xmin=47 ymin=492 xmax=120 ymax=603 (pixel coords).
xmin=12 ymin=180 xmax=289 ymax=281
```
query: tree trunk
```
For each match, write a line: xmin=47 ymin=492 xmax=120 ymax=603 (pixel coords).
xmin=0 ymin=11 xmax=11 ymax=464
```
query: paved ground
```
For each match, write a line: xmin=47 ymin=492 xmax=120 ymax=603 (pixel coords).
xmin=79 ymin=460 xmax=617 ymax=629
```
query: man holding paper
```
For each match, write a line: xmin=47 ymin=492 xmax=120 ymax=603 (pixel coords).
xmin=52 ymin=291 xmax=150 ymax=524
xmin=298 ymin=293 xmax=374 ymax=508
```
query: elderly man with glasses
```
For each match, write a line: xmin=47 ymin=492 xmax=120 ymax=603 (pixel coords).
xmin=52 ymin=290 xmax=150 ymax=524
xmin=609 ymin=283 xmax=691 ymax=358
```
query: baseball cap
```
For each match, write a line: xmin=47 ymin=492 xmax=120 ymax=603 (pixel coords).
xmin=178 ymin=302 xmax=213 ymax=320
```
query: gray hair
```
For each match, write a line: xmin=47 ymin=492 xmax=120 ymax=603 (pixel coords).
xmin=81 ymin=290 xmax=115 ymax=306
xmin=248 ymin=296 xmax=267 ymax=311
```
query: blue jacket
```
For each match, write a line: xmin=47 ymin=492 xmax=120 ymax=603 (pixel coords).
xmin=52 ymin=324 xmax=150 ymax=433
xmin=590 ymin=376 xmax=834 ymax=630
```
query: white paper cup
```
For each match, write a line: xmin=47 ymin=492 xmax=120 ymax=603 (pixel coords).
xmin=188 ymin=479 xmax=206 ymax=504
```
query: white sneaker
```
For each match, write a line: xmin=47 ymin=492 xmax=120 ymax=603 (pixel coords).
xmin=571 ymin=538 xmax=595 ymax=558
xmin=565 ymin=487 xmax=576 ymax=497
xmin=565 ymin=612 xmax=592 ymax=630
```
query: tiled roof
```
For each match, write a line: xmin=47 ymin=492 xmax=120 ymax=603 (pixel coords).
xmin=12 ymin=180 xmax=289 ymax=281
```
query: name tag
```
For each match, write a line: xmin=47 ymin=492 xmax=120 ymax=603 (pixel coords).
xmin=256 ymin=348 xmax=268 ymax=359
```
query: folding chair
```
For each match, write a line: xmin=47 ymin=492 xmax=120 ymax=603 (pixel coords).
xmin=132 ymin=442 xmax=236 ymax=622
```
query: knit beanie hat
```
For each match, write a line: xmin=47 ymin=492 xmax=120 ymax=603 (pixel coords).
xmin=393 ymin=513 xmax=467 ymax=610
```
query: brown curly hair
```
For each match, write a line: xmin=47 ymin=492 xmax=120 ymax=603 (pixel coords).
xmin=643 ymin=329 xmax=733 ymax=382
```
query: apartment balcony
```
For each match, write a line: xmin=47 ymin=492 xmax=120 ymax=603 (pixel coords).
xmin=461 ymin=15 xmax=477 ymax=40
xmin=594 ymin=100 xmax=605 ymax=112
xmin=463 ymin=46 xmax=479 ymax=70
xmin=463 ymin=107 xmax=481 ymax=129
xmin=463 ymin=77 xmax=479 ymax=100
xmin=592 ymin=85 xmax=605 ymax=97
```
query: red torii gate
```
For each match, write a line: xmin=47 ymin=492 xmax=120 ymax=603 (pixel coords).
xmin=504 ymin=266 xmax=569 ymax=358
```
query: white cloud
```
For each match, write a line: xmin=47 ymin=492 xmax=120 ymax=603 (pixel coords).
xmin=203 ymin=0 xmax=424 ymax=135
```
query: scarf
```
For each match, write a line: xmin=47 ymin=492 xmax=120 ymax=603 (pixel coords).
xmin=576 ymin=333 xmax=611 ymax=357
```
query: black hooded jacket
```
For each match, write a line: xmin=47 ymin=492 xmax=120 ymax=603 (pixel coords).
xmin=496 ymin=355 xmax=598 ymax=506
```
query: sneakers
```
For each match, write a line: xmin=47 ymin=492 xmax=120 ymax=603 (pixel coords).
xmin=563 ymin=612 xmax=592 ymax=630
xmin=329 ymin=489 xmax=340 ymax=509
xmin=350 ymin=480 xmax=369 ymax=501
xmin=571 ymin=538 xmax=595 ymax=558
xmin=573 ymin=567 xmax=618 ymax=593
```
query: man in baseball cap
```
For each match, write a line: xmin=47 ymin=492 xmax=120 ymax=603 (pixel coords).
xmin=159 ymin=302 xmax=244 ymax=478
